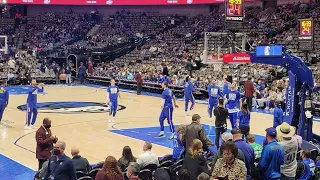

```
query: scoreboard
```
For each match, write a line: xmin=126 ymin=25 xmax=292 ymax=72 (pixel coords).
xmin=225 ymin=0 xmax=244 ymax=21
xmin=298 ymin=19 xmax=314 ymax=50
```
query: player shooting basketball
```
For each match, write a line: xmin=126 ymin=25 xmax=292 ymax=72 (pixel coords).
xmin=25 ymin=79 xmax=44 ymax=130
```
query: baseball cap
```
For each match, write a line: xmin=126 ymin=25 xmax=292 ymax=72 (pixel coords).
xmin=231 ymin=128 xmax=242 ymax=135
xmin=221 ymin=132 xmax=233 ymax=142
xmin=266 ymin=127 xmax=277 ymax=137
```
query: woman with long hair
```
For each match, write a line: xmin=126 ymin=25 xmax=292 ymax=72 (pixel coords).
xmin=182 ymin=139 xmax=209 ymax=180
xmin=118 ymin=146 xmax=136 ymax=172
xmin=95 ymin=156 xmax=124 ymax=180
xmin=172 ymin=124 xmax=185 ymax=161
xmin=237 ymin=103 xmax=251 ymax=139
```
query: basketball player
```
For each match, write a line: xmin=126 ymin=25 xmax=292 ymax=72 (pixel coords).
xmin=107 ymin=79 xmax=120 ymax=123
xmin=0 ymin=80 xmax=9 ymax=124
xmin=157 ymin=81 xmax=178 ymax=140
xmin=207 ymin=80 xmax=223 ymax=122
xmin=226 ymin=83 xmax=241 ymax=128
xmin=184 ymin=76 xmax=195 ymax=116
xmin=25 ymin=79 xmax=44 ymax=130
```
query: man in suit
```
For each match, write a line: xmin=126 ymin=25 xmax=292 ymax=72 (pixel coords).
xmin=135 ymin=72 xmax=143 ymax=95
xmin=35 ymin=118 xmax=58 ymax=170
xmin=244 ymin=77 xmax=255 ymax=111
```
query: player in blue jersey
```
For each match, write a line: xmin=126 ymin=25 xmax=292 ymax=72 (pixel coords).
xmin=273 ymin=101 xmax=283 ymax=128
xmin=157 ymin=81 xmax=178 ymax=140
xmin=298 ymin=150 xmax=316 ymax=180
xmin=223 ymin=78 xmax=231 ymax=97
xmin=25 ymin=79 xmax=44 ymax=130
xmin=0 ymin=80 xmax=9 ymax=124
xmin=184 ymin=76 xmax=195 ymax=116
xmin=207 ymin=80 xmax=223 ymax=122
xmin=226 ymin=83 xmax=241 ymax=128
xmin=107 ymin=79 xmax=120 ymax=123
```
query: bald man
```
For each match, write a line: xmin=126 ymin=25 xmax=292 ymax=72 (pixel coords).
xmin=207 ymin=80 xmax=223 ymax=122
xmin=44 ymin=141 xmax=76 ymax=180
xmin=71 ymin=146 xmax=91 ymax=173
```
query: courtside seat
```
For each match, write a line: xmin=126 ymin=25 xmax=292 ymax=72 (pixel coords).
xmin=138 ymin=169 xmax=153 ymax=180
xmin=141 ymin=164 xmax=158 ymax=172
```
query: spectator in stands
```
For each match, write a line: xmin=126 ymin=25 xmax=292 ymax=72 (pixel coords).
xmin=211 ymin=132 xmax=245 ymax=168
xmin=95 ymin=156 xmax=124 ymax=180
xmin=44 ymin=141 xmax=77 ymax=180
xmin=258 ymin=127 xmax=284 ymax=180
xmin=182 ymin=139 xmax=209 ymax=180
xmin=231 ymin=128 xmax=255 ymax=179
xmin=246 ymin=134 xmax=262 ymax=160
xmin=212 ymin=141 xmax=247 ymax=180
xmin=35 ymin=118 xmax=58 ymax=170
xmin=78 ymin=62 xmax=87 ymax=84
xmin=172 ymin=124 xmax=185 ymax=162
xmin=65 ymin=64 xmax=72 ymax=85
xmin=297 ymin=150 xmax=316 ymax=180
xmin=52 ymin=62 xmax=60 ymax=84
xmin=71 ymin=146 xmax=91 ymax=173
xmin=177 ymin=169 xmax=192 ymax=180
xmin=276 ymin=122 xmax=298 ymax=180
xmin=87 ymin=60 xmax=93 ymax=76
xmin=197 ymin=172 xmax=210 ymax=180
xmin=182 ymin=114 xmax=213 ymax=152
xmin=136 ymin=141 xmax=159 ymax=168
xmin=118 ymin=146 xmax=137 ymax=172
xmin=244 ymin=77 xmax=255 ymax=111
xmin=126 ymin=162 xmax=141 ymax=180
xmin=34 ymin=158 xmax=49 ymax=180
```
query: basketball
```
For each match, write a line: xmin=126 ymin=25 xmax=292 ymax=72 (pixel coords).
xmin=59 ymin=73 xmax=67 ymax=80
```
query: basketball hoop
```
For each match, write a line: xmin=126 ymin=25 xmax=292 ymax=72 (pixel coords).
xmin=213 ymin=63 xmax=223 ymax=71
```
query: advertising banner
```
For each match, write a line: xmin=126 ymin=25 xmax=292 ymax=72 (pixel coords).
xmin=222 ymin=53 xmax=251 ymax=63
xmin=284 ymin=71 xmax=297 ymax=124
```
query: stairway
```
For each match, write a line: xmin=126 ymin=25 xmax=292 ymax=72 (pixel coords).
xmin=87 ymin=25 xmax=100 ymax=37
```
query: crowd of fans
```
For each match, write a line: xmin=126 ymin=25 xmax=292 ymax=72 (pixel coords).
xmin=35 ymin=114 xmax=320 ymax=180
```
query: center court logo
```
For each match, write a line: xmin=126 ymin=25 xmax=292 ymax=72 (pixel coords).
xmin=17 ymin=102 xmax=126 ymax=114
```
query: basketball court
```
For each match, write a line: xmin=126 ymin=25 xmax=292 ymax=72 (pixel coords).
xmin=0 ymin=84 xmax=319 ymax=179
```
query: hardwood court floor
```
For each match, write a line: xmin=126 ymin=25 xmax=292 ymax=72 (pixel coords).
xmin=0 ymin=85 xmax=320 ymax=170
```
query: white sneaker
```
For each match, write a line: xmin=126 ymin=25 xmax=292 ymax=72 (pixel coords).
xmin=24 ymin=125 xmax=31 ymax=130
xmin=30 ymin=125 xmax=37 ymax=129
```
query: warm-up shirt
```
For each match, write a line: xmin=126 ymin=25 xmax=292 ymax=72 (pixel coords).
xmin=162 ymin=88 xmax=174 ymax=108
xmin=27 ymin=85 xmax=44 ymax=105
xmin=0 ymin=86 xmax=9 ymax=104
xmin=107 ymin=85 xmax=119 ymax=102
xmin=184 ymin=81 xmax=194 ymax=97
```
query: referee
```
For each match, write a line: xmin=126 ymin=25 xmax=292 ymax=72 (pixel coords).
xmin=213 ymin=98 xmax=229 ymax=149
